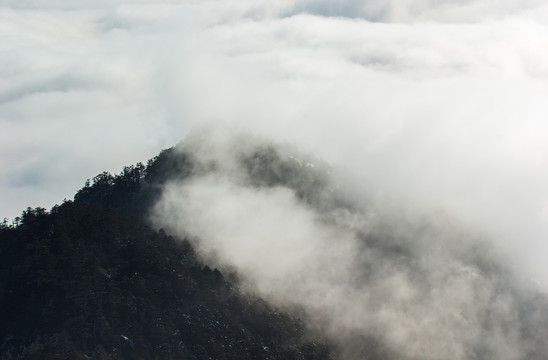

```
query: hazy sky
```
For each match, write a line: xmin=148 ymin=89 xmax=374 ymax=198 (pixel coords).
xmin=2 ymin=0 xmax=548 ymax=280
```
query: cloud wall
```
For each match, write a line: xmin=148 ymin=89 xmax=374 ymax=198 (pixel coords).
xmin=151 ymin=131 xmax=545 ymax=359
xmin=2 ymin=0 xmax=548 ymax=283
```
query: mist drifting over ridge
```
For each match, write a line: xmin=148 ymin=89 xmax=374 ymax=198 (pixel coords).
xmin=4 ymin=0 xmax=548 ymax=355
xmin=151 ymin=128 xmax=548 ymax=360
xmin=4 ymin=0 xmax=548 ymax=285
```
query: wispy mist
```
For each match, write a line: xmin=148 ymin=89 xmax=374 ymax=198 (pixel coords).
xmin=152 ymin=130 xmax=547 ymax=360
xmin=3 ymin=2 xmax=548 ymax=349
xmin=3 ymin=0 xmax=548 ymax=285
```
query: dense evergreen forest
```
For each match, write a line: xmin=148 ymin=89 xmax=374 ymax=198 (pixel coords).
xmin=0 ymin=145 xmax=333 ymax=359
xmin=3 ymin=136 xmax=548 ymax=360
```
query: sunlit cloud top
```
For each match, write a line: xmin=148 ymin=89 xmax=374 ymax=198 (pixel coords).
xmin=2 ymin=0 xmax=548 ymax=280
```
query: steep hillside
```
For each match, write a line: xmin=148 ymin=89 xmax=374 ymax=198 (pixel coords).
xmin=0 ymin=142 xmax=332 ymax=359
xmin=2 ymin=133 xmax=548 ymax=360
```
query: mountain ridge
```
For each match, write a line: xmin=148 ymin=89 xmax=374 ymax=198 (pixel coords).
xmin=0 ymin=140 xmax=334 ymax=359
xmin=2 ymin=133 xmax=548 ymax=360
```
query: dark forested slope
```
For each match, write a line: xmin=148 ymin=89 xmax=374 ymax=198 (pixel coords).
xmin=3 ymin=134 xmax=548 ymax=360
xmin=0 ymin=144 xmax=332 ymax=359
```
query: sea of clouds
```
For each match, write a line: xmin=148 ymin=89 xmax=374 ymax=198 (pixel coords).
xmin=2 ymin=0 xmax=548 ymax=286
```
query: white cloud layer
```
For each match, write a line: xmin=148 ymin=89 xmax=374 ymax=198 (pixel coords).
xmin=2 ymin=0 xmax=548 ymax=283
xmin=151 ymin=132 xmax=543 ymax=359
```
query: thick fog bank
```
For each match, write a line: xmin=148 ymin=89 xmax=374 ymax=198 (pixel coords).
xmin=152 ymin=130 xmax=548 ymax=360
xmin=3 ymin=0 xmax=548 ymax=287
